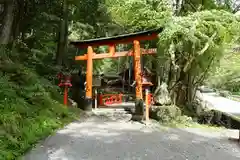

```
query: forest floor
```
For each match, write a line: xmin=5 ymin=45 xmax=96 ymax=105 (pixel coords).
xmin=23 ymin=110 xmax=240 ymax=160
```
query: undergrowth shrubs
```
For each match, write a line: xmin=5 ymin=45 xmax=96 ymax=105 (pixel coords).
xmin=0 ymin=57 xmax=79 ymax=159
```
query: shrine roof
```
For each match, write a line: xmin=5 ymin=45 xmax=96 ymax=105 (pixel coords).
xmin=70 ymin=28 xmax=163 ymax=48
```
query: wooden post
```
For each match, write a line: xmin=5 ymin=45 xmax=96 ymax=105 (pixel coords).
xmin=84 ymin=46 xmax=93 ymax=111
xmin=109 ymin=44 xmax=115 ymax=56
xmin=94 ymin=89 xmax=97 ymax=109
xmin=145 ymin=88 xmax=150 ymax=122
xmin=133 ymin=40 xmax=144 ymax=120
xmin=64 ymin=86 xmax=68 ymax=106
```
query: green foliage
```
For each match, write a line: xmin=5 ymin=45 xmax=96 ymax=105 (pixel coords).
xmin=106 ymin=1 xmax=240 ymax=96
xmin=207 ymin=49 xmax=240 ymax=92
xmin=0 ymin=50 xmax=79 ymax=160
xmin=108 ymin=0 xmax=172 ymax=31
xmin=0 ymin=2 xmax=239 ymax=159
xmin=158 ymin=9 xmax=240 ymax=83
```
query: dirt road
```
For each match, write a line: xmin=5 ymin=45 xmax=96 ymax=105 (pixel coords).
xmin=24 ymin=110 xmax=240 ymax=160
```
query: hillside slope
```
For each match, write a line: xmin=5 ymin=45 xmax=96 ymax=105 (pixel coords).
xmin=0 ymin=49 xmax=80 ymax=160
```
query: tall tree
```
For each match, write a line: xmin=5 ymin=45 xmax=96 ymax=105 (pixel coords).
xmin=0 ymin=0 xmax=15 ymax=44
xmin=56 ymin=0 xmax=68 ymax=65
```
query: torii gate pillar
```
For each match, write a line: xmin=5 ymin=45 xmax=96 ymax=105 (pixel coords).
xmin=132 ymin=40 xmax=144 ymax=120
xmin=84 ymin=46 xmax=93 ymax=111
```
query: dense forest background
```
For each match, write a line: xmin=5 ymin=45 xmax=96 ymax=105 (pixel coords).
xmin=0 ymin=0 xmax=240 ymax=159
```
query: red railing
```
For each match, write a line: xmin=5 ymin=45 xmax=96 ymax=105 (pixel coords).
xmin=99 ymin=94 xmax=123 ymax=106
xmin=98 ymin=93 xmax=153 ymax=106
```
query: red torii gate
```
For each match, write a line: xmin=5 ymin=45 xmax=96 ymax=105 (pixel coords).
xmin=70 ymin=28 xmax=162 ymax=121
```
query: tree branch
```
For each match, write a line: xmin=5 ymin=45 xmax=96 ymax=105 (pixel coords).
xmin=194 ymin=53 xmax=216 ymax=86
xmin=233 ymin=5 xmax=240 ymax=13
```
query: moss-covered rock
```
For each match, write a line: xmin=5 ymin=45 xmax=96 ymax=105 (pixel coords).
xmin=211 ymin=110 xmax=223 ymax=125
xmin=150 ymin=105 xmax=181 ymax=123
xmin=153 ymin=83 xmax=171 ymax=106
xmin=198 ymin=109 xmax=215 ymax=124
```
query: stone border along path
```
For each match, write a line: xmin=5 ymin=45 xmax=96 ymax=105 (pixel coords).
xmin=23 ymin=109 xmax=240 ymax=160
xmin=200 ymin=92 xmax=240 ymax=139
xmin=201 ymin=92 xmax=240 ymax=116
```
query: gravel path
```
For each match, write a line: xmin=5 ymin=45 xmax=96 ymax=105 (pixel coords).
xmin=24 ymin=110 xmax=240 ymax=160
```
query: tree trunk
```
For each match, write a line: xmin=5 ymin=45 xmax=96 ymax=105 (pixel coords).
xmin=172 ymin=69 xmax=185 ymax=105
xmin=12 ymin=0 xmax=24 ymax=41
xmin=171 ymin=69 xmax=196 ymax=106
xmin=167 ymin=61 xmax=173 ymax=87
xmin=56 ymin=0 xmax=68 ymax=65
xmin=153 ymin=57 xmax=172 ymax=105
xmin=186 ymin=70 xmax=195 ymax=104
xmin=0 ymin=0 xmax=14 ymax=45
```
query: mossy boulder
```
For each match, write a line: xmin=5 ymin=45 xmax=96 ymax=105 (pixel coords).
xmin=150 ymin=105 xmax=181 ymax=123
xmin=153 ymin=83 xmax=171 ymax=106
xmin=198 ymin=109 xmax=215 ymax=124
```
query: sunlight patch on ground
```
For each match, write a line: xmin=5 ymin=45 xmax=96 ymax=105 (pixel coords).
xmin=57 ymin=119 xmax=157 ymax=140
xmin=163 ymin=133 xmax=180 ymax=141
xmin=48 ymin=148 xmax=69 ymax=160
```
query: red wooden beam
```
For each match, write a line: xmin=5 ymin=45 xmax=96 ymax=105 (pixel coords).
xmin=75 ymin=48 xmax=157 ymax=61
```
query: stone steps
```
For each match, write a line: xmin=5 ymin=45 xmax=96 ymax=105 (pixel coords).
xmin=92 ymin=108 xmax=132 ymax=122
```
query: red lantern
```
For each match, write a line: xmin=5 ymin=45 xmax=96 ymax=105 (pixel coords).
xmin=58 ymin=75 xmax=72 ymax=106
